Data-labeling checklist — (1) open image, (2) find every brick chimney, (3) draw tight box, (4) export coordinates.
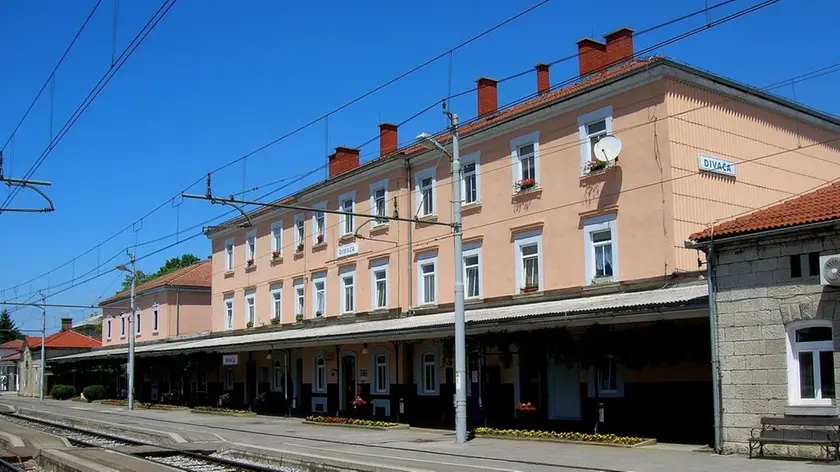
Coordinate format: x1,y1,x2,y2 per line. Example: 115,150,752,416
476,77,498,117
605,27,634,67
379,123,398,157
61,318,72,332
576,38,607,76
535,63,550,94
328,147,360,177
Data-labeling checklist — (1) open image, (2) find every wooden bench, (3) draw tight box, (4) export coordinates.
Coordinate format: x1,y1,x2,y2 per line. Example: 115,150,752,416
749,416,840,460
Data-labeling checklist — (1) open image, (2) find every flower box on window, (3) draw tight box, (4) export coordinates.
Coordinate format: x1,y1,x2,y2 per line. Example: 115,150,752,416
246,321,254,329
272,250,281,259
315,310,323,317
296,243,304,253
295,313,304,323
521,284,539,294
270,317,280,325
246,259,255,267
517,178,536,191
585,160,609,173
317,234,324,244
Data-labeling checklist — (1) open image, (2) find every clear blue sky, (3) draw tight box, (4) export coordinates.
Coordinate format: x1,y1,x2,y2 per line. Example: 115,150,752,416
0,0,837,333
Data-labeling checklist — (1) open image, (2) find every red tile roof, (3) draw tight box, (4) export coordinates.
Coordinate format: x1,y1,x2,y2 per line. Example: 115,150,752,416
99,259,211,306
690,182,840,242
1,353,20,362
29,329,101,349
0,340,23,350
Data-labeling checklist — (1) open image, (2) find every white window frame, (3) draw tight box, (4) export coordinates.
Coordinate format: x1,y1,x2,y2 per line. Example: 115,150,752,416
372,348,390,394
135,311,141,336
369,179,389,226
587,357,625,398
312,201,327,244
270,284,283,321
338,190,356,236
414,167,436,217
460,152,481,205
152,302,159,333
312,272,326,318
786,320,836,407
510,131,540,190
245,290,256,326
370,259,388,310
513,229,544,292
463,242,483,299
224,367,234,391
271,361,283,392
120,315,126,338
583,214,619,284
416,252,438,306
224,238,235,271
106,319,112,340
340,266,355,314
416,346,440,396
313,353,327,394
245,229,257,263
294,214,305,250
224,294,234,330
577,106,614,174
270,221,283,257
294,279,305,317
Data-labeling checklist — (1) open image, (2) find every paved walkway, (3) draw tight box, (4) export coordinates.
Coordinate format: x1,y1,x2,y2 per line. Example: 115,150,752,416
0,396,836,472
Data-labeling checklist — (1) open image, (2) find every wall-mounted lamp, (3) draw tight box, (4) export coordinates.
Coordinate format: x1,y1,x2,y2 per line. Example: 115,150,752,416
362,343,368,355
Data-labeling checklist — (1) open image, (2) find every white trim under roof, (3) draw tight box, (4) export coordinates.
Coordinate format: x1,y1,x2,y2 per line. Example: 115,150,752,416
54,285,706,362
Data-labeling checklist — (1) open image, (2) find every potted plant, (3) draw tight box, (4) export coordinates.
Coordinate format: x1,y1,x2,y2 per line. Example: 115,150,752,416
270,317,280,325
295,313,304,322
296,243,304,253
317,234,324,244
246,259,255,267
246,321,254,329
585,159,608,173
517,178,536,191
272,250,281,259
521,283,539,293
516,401,538,430
315,310,323,317
352,395,372,419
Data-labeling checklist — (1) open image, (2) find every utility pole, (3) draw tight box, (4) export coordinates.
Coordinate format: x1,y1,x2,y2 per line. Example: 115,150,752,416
116,252,137,410
39,292,46,401
417,105,466,443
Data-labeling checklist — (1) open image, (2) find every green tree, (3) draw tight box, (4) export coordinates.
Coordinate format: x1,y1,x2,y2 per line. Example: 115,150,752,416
116,254,200,294
0,310,22,343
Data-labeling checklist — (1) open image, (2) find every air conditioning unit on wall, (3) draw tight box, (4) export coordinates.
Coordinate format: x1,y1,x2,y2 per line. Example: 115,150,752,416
820,255,840,287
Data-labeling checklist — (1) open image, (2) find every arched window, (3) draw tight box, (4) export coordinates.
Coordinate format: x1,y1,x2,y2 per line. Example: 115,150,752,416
787,321,836,406
313,354,327,394
372,351,389,394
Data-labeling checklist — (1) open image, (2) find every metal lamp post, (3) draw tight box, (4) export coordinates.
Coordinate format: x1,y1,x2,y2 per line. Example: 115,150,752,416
417,107,466,444
116,254,137,410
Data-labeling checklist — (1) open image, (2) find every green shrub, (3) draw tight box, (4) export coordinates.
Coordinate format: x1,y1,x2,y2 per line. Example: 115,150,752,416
81,385,105,402
50,385,76,400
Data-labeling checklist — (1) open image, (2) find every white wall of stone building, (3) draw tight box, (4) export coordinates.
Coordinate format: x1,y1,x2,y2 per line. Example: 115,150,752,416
713,229,840,454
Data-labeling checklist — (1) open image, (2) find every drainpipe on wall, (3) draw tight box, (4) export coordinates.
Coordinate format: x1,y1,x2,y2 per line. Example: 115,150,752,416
706,243,723,453
405,155,413,312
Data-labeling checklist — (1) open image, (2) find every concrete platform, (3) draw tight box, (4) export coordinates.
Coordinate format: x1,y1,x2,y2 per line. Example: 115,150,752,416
0,416,70,461
40,448,181,472
2,396,838,472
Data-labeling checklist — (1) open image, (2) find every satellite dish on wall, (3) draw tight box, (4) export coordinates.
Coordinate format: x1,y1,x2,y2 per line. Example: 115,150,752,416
593,135,622,163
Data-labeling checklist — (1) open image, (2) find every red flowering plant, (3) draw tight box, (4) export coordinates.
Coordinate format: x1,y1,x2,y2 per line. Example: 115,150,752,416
317,234,325,244
272,250,281,259
352,396,368,409
246,259,255,267
516,402,537,412
517,178,536,191
585,159,608,173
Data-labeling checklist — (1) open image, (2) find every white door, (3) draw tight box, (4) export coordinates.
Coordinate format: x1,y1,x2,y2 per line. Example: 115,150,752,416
547,361,581,420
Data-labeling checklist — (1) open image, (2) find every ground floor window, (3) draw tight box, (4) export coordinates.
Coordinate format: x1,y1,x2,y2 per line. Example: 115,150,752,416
788,321,836,406
272,361,283,392
224,367,234,391
313,354,327,393
416,347,439,396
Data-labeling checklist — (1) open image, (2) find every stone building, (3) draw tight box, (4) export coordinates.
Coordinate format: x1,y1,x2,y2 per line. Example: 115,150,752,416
687,182,840,454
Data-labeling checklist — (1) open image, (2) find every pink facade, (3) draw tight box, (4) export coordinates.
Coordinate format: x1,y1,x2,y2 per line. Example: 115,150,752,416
101,290,212,346
208,49,840,333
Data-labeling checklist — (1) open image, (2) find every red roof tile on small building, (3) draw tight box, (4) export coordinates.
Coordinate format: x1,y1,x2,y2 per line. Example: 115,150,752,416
1,353,21,362
29,329,101,349
0,340,23,350
690,182,840,242
99,259,211,306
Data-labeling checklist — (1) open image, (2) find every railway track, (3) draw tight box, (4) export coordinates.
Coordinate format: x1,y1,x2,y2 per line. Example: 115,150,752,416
0,414,286,472
0,458,23,472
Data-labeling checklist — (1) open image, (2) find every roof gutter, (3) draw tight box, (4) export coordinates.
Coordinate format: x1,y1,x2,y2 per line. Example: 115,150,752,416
684,219,840,250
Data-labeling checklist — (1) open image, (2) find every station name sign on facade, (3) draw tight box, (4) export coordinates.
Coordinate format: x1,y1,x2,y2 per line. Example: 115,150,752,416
222,354,239,366
337,242,359,259
698,154,736,177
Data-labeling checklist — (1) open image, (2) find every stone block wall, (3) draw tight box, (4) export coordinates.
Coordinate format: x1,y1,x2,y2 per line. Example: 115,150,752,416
714,230,840,454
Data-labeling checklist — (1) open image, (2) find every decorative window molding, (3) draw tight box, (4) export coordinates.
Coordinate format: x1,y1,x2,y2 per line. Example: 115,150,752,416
370,258,388,310
372,347,390,395
294,213,305,250
786,319,836,407
224,367,234,391
587,357,625,398
271,361,284,392
224,294,234,330
461,152,481,205
463,242,482,299
414,167,437,218
416,345,440,396
369,179,389,226
577,106,614,175
270,283,283,321
312,201,327,244
224,238,235,271
270,221,283,257
510,131,540,191
513,229,543,293
582,213,619,285
106,319,112,340
339,266,356,314
338,191,356,236
152,302,159,333
294,279,305,318
245,230,257,264
244,290,256,326
416,251,438,305
313,352,327,394
312,272,326,318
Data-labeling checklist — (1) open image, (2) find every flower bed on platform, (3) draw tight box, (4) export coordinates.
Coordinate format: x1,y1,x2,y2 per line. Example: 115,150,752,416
100,399,183,410
191,406,255,417
304,416,405,429
473,427,653,447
